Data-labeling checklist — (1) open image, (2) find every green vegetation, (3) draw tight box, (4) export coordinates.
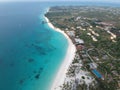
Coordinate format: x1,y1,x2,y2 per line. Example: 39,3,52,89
45,6,120,90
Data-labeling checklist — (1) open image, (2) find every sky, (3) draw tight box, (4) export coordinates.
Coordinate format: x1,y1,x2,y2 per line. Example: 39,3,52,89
0,0,120,2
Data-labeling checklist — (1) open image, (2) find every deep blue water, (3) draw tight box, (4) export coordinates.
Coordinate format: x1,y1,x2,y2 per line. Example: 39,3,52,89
0,1,120,90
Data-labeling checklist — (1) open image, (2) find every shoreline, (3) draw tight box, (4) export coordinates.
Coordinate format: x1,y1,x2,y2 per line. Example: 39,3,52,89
44,13,76,90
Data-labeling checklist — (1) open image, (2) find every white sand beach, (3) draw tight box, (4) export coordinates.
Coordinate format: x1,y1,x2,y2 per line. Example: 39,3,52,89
44,14,76,90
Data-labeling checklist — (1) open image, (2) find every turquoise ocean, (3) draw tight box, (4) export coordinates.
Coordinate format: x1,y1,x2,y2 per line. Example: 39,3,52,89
0,1,120,90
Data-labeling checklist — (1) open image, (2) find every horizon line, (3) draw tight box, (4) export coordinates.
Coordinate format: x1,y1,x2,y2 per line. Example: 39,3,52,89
0,0,120,3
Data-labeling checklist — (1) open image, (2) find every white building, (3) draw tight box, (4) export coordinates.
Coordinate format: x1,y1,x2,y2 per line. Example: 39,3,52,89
67,31,75,37
75,38,84,44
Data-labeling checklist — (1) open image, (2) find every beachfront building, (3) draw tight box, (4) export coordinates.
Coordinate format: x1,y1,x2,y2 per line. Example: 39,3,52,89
66,31,75,37
76,44,85,51
75,38,84,45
